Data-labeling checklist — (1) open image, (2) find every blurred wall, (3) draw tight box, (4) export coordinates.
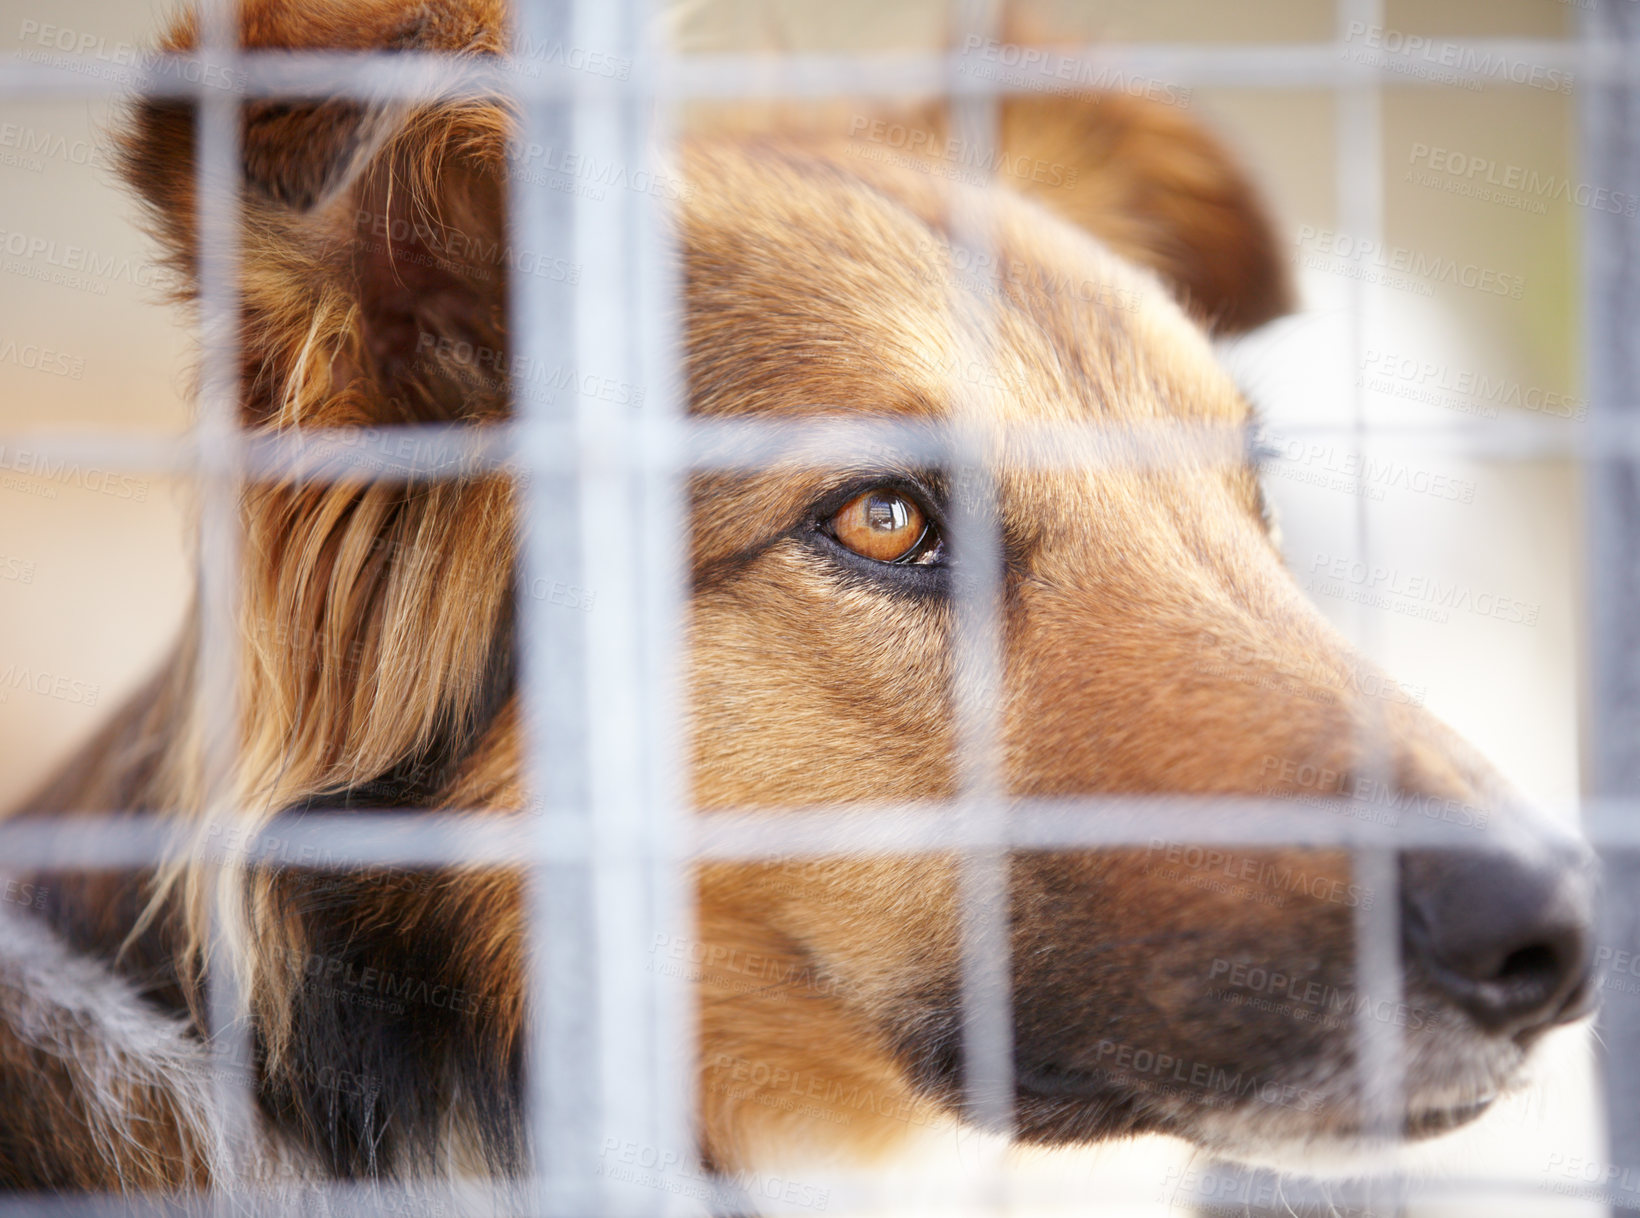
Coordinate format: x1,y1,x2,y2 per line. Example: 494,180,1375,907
0,0,195,803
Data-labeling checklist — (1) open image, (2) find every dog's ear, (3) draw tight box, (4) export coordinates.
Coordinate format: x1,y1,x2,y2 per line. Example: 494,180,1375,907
109,3,521,839
117,0,516,427
997,91,1293,334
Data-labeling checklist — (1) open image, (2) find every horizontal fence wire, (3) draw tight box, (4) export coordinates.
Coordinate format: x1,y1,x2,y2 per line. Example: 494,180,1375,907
0,796,1630,870
1,1171,1638,1218
0,39,1624,101
0,416,1624,484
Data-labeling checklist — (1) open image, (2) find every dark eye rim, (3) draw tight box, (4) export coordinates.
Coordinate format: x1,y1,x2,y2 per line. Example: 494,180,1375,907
804,475,951,594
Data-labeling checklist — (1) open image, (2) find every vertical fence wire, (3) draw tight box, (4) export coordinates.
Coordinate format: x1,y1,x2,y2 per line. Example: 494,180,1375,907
944,6,1016,1212
627,6,697,1211
509,0,602,1212
567,0,689,1211
1582,3,1640,1215
190,0,260,1200
1332,5,1409,1216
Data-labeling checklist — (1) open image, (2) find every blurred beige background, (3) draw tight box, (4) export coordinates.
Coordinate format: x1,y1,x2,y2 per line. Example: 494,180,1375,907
0,0,1597,1214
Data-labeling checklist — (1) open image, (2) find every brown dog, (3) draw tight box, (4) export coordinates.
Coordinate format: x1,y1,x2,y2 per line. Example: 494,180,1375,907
0,0,1594,1202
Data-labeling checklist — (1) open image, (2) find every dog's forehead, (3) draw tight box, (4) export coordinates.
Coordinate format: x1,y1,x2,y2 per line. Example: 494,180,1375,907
679,137,1249,429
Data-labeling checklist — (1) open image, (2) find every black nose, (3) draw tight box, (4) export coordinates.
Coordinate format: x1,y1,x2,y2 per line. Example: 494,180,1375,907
1401,838,1596,1039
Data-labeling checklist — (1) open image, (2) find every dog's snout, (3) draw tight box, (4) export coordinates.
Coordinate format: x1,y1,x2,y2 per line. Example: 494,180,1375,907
1401,839,1596,1040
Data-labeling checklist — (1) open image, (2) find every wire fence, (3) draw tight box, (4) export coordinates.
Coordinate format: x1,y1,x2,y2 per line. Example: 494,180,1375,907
0,0,1633,1214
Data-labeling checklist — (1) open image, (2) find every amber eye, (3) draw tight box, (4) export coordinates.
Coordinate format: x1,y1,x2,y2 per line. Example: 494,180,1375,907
830,488,932,563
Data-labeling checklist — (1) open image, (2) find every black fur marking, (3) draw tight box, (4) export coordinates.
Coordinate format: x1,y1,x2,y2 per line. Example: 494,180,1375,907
253,868,525,1178
255,591,521,1177
30,869,192,1019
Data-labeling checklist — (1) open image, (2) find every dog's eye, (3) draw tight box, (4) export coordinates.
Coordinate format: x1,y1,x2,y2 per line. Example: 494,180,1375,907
830,489,936,563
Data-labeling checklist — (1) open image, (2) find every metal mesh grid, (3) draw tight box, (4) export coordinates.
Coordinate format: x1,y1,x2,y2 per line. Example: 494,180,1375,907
0,0,1631,1214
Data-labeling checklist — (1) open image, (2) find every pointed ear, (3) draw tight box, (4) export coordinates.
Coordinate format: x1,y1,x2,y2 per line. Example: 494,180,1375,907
116,0,518,427
995,90,1294,335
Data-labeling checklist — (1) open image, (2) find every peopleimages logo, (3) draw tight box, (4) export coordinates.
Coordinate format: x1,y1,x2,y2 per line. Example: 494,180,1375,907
0,555,36,585
1360,349,1587,421
1145,838,1374,909
1306,552,1540,627
15,19,141,66
1544,1152,1640,1204
0,665,100,707
0,444,147,501
0,340,84,380
1294,226,1524,299
1408,143,1638,218
353,208,581,285
1341,22,1574,94
1261,754,1492,829
1263,430,1477,504
1206,958,1445,1032
1194,629,1428,708
0,227,175,294
501,140,693,202
957,36,1193,110
414,332,644,409
1090,1039,1325,1113
0,122,113,173
512,34,631,80
1595,943,1640,997
707,1051,932,1133
847,115,1078,188
15,19,245,91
